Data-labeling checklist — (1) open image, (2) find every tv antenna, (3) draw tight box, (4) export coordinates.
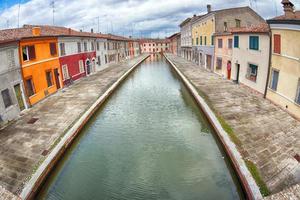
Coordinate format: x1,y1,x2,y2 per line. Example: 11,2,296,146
50,0,55,25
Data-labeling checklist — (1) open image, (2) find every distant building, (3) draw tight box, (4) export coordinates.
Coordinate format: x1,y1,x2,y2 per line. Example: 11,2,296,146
0,41,27,126
231,24,270,95
95,38,108,71
168,33,181,56
139,39,170,54
192,5,265,70
266,0,300,119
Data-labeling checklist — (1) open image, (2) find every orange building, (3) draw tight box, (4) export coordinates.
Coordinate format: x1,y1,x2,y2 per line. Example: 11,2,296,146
20,28,61,105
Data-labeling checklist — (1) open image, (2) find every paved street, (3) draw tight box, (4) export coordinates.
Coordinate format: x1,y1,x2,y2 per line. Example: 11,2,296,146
165,54,300,195
0,54,148,197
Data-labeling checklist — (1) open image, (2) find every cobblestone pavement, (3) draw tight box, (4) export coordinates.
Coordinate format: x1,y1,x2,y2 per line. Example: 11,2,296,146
265,184,300,200
0,186,19,200
165,54,300,195
0,54,148,197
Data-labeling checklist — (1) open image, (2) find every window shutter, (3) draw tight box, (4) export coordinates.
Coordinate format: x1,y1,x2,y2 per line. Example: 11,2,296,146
50,43,57,55
28,45,36,60
274,34,281,54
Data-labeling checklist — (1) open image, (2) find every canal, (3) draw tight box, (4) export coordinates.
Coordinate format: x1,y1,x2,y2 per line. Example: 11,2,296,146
37,55,243,200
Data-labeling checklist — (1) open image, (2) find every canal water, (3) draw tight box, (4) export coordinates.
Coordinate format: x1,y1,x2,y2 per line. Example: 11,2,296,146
37,55,243,200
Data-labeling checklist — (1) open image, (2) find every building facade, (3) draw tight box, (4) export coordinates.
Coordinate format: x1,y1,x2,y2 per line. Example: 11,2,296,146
266,0,300,118
95,38,108,70
231,24,270,95
58,36,97,86
139,39,170,53
168,33,181,55
0,42,27,126
192,5,265,70
214,32,233,78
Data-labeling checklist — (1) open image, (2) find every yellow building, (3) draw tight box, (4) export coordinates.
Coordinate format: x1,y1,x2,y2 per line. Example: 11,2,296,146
191,5,265,70
266,0,300,119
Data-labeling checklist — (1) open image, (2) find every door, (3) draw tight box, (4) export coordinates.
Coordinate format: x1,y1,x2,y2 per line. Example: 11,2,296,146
235,64,240,83
86,60,91,75
14,84,25,111
206,55,212,70
54,68,61,89
227,61,232,80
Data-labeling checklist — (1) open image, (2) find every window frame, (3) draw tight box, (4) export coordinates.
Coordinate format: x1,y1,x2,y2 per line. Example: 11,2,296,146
249,36,259,51
1,89,13,109
269,69,280,91
25,77,35,97
273,34,281,54
246,63,258,82
228,38,233,49
218,39,223,48
45,70,53,88
60,43,66,56
49,42,57,56
234,36,239,48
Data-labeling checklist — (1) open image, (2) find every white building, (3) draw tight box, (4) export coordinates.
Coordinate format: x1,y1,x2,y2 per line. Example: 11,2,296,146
95,38,108,71
0,42,27,127
231,24,270,95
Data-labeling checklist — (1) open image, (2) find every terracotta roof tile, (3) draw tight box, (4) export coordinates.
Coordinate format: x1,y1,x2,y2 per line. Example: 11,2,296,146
0,24,129,44
270,11,300,20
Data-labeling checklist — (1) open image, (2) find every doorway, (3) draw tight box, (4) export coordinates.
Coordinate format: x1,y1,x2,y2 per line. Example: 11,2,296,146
227,61,232,80
14,84,25,111
86,60,91,75
206,55,212,70
235,63,240,83
54,68,61,89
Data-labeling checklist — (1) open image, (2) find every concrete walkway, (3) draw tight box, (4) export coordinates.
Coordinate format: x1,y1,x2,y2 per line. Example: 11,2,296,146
165,54,300,196
0,54,148,198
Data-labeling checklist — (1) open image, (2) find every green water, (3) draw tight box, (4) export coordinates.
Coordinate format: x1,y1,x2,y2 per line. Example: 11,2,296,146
37,55,243,200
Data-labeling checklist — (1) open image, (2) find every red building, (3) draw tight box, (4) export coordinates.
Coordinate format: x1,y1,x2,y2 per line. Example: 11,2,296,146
168,33,181,55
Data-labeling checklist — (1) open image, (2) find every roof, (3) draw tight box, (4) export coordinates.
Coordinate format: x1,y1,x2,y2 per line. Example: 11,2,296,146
179,17,191,27
269,11,300,21
230,23,270,34
168,32,180,39
193,6,264,24
0,24,130,44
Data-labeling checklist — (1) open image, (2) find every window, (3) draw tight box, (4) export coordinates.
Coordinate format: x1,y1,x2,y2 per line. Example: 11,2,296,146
104,42,106,50
216,57,222,70
1,89,12,108
22,45,35,61
77,42,81,53
269,69,279,91
60,43,66,56
234,36,239,48
196,37,199,45
211,36,214,45
247,64,258,82
225,39,232,49
200,36,202,45
49,43,57,56
62,65,70,80
105,55,107,64
97,56,101,66
274,34,281,54
96,42,100,51
91,42,95,51
218,39,223,48
25,78,35,97
84,42,87,52
296,79,300,104
235,19,241,28
249,36,259,50
204,36,207,45
45,70,53,87
192,38,194,45
79,60,84,73
224,22,228,32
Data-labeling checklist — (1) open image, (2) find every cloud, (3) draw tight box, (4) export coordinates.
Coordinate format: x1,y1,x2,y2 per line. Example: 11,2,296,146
0,0,299,38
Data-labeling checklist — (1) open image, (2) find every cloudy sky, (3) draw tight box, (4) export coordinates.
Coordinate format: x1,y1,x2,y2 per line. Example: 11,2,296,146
0,0,299,38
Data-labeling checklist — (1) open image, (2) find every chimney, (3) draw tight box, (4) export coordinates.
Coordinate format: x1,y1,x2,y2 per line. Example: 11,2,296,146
91,28,94,33
207,4,212,13
32,27,41,36
281,0,295,18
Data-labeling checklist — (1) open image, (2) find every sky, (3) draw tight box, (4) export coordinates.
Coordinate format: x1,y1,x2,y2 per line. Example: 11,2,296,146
0,0,299,38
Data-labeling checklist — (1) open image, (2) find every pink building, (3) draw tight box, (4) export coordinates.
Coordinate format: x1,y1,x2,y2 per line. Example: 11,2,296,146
139,39,170,53
214,33,233,79
168,33,181,55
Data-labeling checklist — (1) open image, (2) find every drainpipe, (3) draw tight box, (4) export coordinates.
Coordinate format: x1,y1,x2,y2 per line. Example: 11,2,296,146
264,26,272,99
